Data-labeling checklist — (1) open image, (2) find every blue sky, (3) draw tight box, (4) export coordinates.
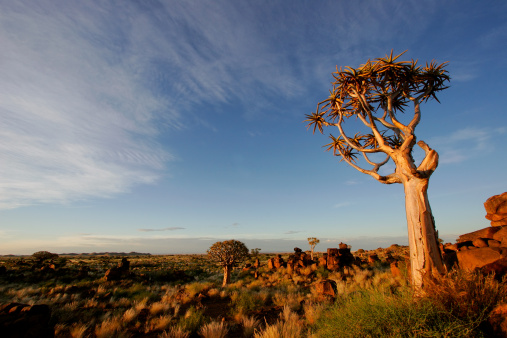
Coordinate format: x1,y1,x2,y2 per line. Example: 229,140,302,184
1,1,506,255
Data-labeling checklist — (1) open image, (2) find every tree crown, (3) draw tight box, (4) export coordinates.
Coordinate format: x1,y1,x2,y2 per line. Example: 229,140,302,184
305,50,450,183
207,240,249,267
32,251,59,262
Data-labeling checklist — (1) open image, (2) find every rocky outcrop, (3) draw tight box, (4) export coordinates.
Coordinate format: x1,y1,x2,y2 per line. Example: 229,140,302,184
485,192,507,227
488,303,507,337
0,303,54,337
315,279,337,301
445,224,507,277
104,258,130,281
326,245,355,270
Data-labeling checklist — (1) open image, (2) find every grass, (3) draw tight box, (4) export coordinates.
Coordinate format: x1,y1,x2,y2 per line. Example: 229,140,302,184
0,248,505,337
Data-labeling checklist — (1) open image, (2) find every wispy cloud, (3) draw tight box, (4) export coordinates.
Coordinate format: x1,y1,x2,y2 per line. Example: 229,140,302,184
430,127,506,164
138,227,185,232
0,2,177,209
333,202,351,209
284,230,301,235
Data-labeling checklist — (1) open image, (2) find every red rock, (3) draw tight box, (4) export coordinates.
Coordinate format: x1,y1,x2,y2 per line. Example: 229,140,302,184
457,247,503,270
480,257,507,280
472,238,488,248
493,226,507,242
485,192,507,226
488,239,502,248
488,303,507,337
315,280,337,299
458,227,500,243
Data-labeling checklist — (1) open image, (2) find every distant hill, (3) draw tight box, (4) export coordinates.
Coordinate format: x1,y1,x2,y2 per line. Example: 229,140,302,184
60,252,151,256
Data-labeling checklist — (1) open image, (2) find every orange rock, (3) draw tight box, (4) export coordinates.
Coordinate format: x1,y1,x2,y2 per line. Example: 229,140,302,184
493,226,507,242
456,247,503,270
458,227,500,243
472,238,488,248
488,303,507,336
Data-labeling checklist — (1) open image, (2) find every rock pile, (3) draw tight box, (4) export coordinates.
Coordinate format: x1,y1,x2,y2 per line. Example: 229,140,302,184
485,192,507,227
439,193,507,279
104,258,130,281
326,244,355,270
443,225,507,278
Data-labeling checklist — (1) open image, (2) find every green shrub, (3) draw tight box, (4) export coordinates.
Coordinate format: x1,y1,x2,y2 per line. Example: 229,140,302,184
314,287,484,337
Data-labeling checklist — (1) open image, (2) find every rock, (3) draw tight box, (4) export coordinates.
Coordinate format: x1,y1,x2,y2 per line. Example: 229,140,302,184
273,255,284,269
458,227,500,243
488,303,507,337
0,303,53,338
473,238,488,248
315,280,337,300
488,239,502,248
444,243,458,252
0,266,6,275
493,226,507,242
456,247,503,270
253,258,260,269
267,258,275,269
338,242,348,250
318,256,327,267
442,250,458,271
368,254,379,264
479,257,507,281
485,192,507,227
390,262,402,278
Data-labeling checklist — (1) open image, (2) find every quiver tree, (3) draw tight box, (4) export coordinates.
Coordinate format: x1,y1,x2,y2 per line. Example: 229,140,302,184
207,240,249,286
305,51,450,290
32,251,59,264
307,237,320,260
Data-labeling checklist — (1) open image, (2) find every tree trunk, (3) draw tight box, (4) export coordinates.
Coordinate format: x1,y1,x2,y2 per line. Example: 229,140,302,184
403,176,445,290
222,265,232,287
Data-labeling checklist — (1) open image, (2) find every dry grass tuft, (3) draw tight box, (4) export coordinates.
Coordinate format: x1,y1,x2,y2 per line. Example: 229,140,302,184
159,326,190,338
198,321,229,338
423,270,507,321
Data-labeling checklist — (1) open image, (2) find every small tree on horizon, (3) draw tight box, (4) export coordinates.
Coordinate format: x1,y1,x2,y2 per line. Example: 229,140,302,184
32,251,59,263
207,240,249,287
307,237,320,260
305,51,450,290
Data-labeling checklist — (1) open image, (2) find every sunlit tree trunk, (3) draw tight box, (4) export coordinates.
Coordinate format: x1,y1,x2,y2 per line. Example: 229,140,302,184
222,265,232,287
401,174,445,290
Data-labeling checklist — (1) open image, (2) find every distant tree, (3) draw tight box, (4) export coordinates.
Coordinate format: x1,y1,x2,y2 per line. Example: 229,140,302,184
32,251,59,263
307,237,320,260
305,51,450,290
250,248,261,256
207,240,249,287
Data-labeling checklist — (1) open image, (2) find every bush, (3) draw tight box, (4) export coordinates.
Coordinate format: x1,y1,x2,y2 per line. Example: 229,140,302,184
32,251,59,262
314,287,484,337
422,270,507,330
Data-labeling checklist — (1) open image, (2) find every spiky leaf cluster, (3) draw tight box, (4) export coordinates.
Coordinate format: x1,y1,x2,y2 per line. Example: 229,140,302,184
207,240,249,267
305,51,449,178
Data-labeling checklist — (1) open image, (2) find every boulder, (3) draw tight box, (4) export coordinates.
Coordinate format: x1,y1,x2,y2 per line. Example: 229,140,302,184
480,257,507,281
273,255,284,269
267,258,275,269
368,254,380,264
457,227,500,243
0,303,53,338
493,226,507,242
488,303,507,337
456,247,503,270
472,238,488,248
390,262,402,278
485,192,507,226
315,280,337,300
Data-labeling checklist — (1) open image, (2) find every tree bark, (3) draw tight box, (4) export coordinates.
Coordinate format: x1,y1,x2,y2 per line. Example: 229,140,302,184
222,265,232,287
402,175,445,290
